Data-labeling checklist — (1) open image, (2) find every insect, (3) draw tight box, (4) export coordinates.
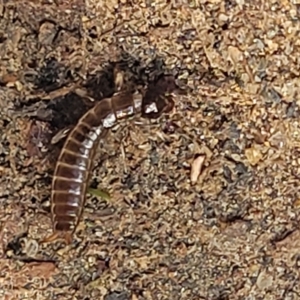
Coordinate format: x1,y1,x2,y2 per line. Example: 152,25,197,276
42,76,176,244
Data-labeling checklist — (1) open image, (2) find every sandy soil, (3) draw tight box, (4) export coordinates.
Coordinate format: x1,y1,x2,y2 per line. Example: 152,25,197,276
1,1,300,299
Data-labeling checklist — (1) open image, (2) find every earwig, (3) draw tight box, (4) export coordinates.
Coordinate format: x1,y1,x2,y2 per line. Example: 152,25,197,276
42,75,176,244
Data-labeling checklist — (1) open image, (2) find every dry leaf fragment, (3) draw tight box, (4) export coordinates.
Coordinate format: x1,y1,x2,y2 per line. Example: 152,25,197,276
51,126,73,144
132,294,139,300
20,261,57,279
190,155,206,184
227,45,243,64
256,269,273,290
23,239,39,257
245,146,263,166
0,73,18,85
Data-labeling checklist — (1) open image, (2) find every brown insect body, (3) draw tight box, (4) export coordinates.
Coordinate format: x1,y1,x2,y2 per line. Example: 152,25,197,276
43,90,170,244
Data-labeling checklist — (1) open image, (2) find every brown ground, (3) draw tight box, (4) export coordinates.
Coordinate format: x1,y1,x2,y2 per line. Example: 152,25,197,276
1,1,300,299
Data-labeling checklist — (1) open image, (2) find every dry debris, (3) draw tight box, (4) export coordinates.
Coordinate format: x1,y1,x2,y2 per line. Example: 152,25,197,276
190,155,206,184
1,0,300,299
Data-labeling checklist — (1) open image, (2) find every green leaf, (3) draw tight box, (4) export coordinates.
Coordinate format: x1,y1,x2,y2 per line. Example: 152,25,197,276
87,187,111,201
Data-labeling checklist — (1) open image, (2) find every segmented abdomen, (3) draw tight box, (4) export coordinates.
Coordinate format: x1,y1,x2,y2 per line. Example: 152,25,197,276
51,117,102,232
50,92,142,237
